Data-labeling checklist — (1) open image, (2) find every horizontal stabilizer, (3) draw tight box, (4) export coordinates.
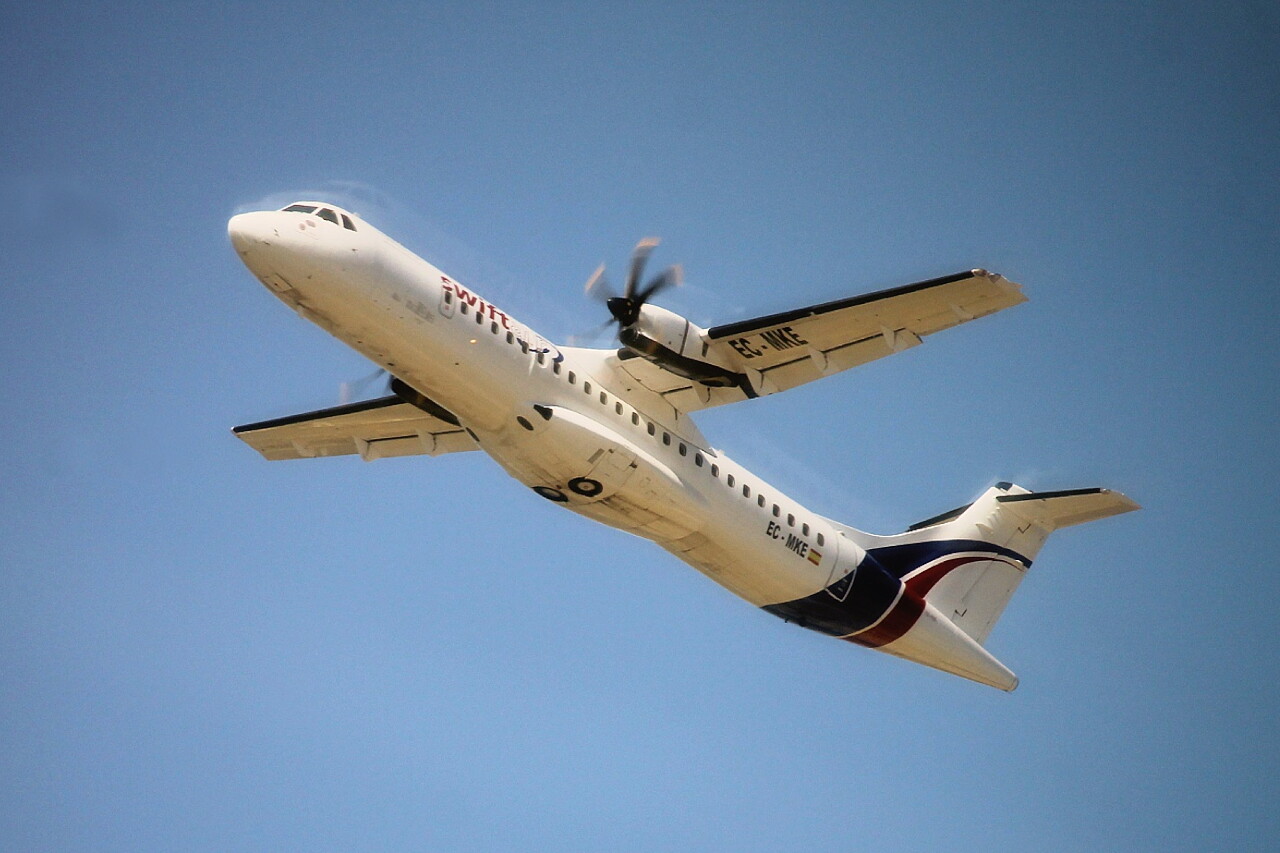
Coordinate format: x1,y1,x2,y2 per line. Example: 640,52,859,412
995,488,1140,531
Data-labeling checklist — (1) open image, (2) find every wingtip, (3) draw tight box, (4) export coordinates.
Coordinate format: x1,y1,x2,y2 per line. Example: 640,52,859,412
980,269,1028,303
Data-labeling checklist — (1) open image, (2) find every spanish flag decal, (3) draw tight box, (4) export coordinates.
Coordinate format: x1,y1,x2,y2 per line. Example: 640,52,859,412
807,548,822,566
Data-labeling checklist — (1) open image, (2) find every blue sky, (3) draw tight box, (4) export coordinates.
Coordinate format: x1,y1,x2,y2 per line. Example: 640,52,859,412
2,2,1277,850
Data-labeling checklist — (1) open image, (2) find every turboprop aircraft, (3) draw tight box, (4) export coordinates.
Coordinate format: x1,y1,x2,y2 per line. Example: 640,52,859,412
229,201,1138,690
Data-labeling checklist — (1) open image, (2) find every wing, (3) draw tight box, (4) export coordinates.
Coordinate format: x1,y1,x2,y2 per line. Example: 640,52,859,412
609,269,1025,413
233,395,479,461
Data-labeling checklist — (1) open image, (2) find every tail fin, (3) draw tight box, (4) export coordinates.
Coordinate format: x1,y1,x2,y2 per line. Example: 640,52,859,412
835,482,1138,689
875,483,1139,645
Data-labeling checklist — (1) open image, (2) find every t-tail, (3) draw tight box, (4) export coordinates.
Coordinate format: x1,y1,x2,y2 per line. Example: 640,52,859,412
769,483,1139,690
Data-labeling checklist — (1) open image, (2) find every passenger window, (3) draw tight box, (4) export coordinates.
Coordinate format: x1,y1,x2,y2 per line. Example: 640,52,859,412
757,495,765,508
553,362,562,375
802,523,810,536
491,322,499,334
615,402,623,415
475,311,484,324
317,208,340,225
506,331,514,344
631,413,639,425
678,443,687,456
646,423,655,436
726,474,735,487
444,291,454,304
600,392,608,405
662,432,671,446
568,371,576,384
817,533,825,546
460,302,468,315
787,514,795,527
694,453,703,466
341,214,357,231
537,351,546,365
711,465,719,477
743,484,750,498
772,504,780,517
583,381,592,394
520,340,529,353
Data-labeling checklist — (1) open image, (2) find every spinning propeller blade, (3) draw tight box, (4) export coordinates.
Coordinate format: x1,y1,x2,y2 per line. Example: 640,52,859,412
338,367,388,403
587,238,681,332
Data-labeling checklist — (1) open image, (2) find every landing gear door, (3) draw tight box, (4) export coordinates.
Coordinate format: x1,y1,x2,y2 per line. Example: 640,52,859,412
586,446,638,492
563,446,640,501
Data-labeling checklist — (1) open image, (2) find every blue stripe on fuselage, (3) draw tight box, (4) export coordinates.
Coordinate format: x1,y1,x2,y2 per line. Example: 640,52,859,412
761,540,1031,638
761,552,901,637
867,539,1031,578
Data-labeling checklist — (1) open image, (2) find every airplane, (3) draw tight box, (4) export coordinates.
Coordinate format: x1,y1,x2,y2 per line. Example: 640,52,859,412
228,201,1138,691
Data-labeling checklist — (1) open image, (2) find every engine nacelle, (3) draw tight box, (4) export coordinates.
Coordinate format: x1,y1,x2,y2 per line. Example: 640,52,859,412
619,304,742,388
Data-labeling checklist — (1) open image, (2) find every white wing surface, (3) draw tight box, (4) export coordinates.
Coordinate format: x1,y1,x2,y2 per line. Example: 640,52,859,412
233,395,478,461
609,269,1025,413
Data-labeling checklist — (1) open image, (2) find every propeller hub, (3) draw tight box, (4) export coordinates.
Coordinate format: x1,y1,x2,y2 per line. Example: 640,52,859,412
606,296,639,327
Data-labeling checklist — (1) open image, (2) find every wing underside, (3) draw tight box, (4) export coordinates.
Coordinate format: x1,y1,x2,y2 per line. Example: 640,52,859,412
609,269,1025,413
233,395,478,461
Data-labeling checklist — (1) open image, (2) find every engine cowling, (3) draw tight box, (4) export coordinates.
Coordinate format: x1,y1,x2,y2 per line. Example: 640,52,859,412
618,304,742,387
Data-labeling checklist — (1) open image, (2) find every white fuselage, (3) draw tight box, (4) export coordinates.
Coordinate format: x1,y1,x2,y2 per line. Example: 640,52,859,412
228,207,863,608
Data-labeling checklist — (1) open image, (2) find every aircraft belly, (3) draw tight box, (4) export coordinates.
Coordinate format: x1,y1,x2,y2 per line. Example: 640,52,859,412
650,545,815,605
488,401,847,603
488,404,706,541
628,476,843,605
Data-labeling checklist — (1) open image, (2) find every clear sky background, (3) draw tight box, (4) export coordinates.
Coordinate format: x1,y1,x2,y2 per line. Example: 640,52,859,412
2,2,1276,850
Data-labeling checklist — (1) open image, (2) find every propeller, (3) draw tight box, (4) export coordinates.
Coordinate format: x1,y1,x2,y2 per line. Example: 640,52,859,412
338,366,388,404
582,237,682,334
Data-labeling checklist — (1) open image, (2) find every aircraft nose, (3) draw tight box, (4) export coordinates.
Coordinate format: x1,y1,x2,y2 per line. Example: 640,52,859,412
227,212,270,253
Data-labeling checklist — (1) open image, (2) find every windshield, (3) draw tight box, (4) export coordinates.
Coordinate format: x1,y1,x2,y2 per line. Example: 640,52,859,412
279,203,357,231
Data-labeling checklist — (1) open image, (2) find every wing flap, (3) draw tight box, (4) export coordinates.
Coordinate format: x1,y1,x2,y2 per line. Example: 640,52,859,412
233,395,478,461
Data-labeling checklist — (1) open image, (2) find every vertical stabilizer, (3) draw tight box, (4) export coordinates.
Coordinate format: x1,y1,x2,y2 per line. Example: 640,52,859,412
772,482,1137,689
866,483,1139,646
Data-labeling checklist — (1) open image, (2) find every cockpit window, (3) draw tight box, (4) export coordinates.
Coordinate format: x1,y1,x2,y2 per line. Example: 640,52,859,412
280,203,356,231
